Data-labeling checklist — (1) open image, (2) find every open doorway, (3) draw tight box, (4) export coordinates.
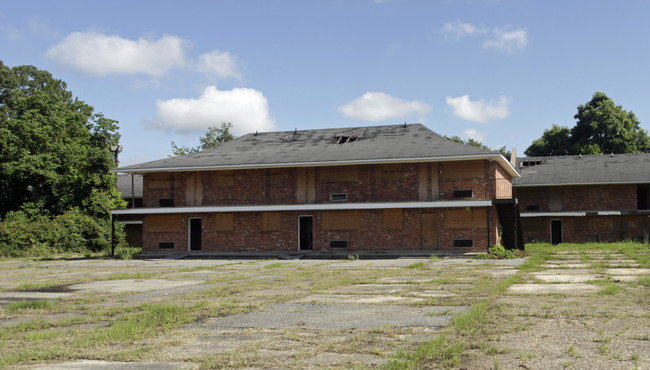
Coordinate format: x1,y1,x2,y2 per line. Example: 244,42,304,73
189,217,202,251
298,216,313,250
550,219,562,245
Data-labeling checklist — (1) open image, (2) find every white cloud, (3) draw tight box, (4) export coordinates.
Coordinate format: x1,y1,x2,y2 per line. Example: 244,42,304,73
441,20,487,39
197,49,242,81
338,92,431,122
46,32,188,76
446,95,511,123
463,128,487,143
152,86,276,135
482,28,528,53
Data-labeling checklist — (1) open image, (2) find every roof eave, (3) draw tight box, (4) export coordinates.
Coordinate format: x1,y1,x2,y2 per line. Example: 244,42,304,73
114,153,520,178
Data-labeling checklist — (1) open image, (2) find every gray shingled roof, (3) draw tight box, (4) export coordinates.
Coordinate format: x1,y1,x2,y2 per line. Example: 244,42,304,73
116,123,516,176
513,153,650,186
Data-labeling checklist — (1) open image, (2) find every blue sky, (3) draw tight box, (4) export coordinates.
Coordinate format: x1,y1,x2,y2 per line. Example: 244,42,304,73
2,0,650,166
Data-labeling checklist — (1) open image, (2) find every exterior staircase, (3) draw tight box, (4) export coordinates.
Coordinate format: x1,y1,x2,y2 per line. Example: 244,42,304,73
494,199,524,250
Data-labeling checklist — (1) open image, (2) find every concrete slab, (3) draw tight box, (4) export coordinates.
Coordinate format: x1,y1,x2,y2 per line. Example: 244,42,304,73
413,290,456,298
297,294,424,304
375,276,439,283
323,259,427,269
329,284,407,294
205,303,466,330
68,279,203,293
533,273,603,283
604,268,650,275
541,263,590,269
508,283,600,294
610,275,640,282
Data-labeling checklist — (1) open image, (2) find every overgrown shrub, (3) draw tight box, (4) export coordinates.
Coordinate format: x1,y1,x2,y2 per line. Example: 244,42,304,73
0,209,125,257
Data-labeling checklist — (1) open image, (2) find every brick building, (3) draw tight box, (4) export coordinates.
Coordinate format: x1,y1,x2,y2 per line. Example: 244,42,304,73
112,124,520,255
514,154,650,244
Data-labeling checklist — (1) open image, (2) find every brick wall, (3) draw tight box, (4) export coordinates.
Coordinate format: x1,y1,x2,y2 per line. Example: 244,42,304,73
142,160,511,208
521,215,650,243
517,184,638,212
142,207,498,252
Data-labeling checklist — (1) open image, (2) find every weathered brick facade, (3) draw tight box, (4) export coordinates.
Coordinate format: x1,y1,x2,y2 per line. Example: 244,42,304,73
138,160,509,253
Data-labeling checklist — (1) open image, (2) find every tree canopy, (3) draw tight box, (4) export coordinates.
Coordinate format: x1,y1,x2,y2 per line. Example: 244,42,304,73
525,92,650,156
445,135,511,160
170,122,235,156
0,61,124,219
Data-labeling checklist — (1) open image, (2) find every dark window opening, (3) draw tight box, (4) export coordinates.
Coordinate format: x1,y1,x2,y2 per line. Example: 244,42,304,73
453,239,473,247
551,220,562,245
526,205,541,211
335,136,358,144
330,240,348,249
453,190,473,199
637,184,649,210
330,193,348,202
522,160,542,167
159,242,174,249
159,198,174,207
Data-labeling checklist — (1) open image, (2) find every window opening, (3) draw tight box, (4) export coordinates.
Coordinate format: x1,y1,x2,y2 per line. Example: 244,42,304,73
330,240,348,249
330,193,348,202
453,239,473,247
453,190,473,199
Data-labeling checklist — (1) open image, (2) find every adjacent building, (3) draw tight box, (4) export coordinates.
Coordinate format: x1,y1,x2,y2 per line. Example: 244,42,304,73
514,154,650,244
112,124,521,255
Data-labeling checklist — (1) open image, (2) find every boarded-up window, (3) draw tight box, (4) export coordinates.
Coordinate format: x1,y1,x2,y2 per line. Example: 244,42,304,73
215,213,234,231
471,208,487,228
549,187,563,211
442,161,484,179
381,164,404,182
185,172,203,206
320,166,358,183
263,212,282,231
322,211,361,230
148,173,171,189
444,209,473,229
216,171,235,186
383,209,403,230
573,218,590,232
265,169,283,185
521,218,546,231
146,215,182,232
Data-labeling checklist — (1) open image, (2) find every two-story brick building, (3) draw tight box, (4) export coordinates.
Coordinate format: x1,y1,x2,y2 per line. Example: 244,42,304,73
514,154,650,244
112,124,520,255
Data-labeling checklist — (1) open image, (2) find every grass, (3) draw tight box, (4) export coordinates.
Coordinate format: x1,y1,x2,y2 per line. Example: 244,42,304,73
5,300,56,313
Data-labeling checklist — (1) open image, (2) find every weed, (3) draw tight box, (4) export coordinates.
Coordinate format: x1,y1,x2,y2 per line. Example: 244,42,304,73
346,254,359,261
596,282,620,295
6,300,56,313
632,353,640,361
406,262,426,269
429,255,439,262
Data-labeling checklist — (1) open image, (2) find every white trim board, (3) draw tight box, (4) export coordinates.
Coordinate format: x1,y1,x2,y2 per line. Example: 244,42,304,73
112,200,493,215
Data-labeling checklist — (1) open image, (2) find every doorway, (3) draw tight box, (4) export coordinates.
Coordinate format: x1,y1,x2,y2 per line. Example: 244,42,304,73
420,213,438,249
550,219,562,245
189,218,202,251
298,216,313,250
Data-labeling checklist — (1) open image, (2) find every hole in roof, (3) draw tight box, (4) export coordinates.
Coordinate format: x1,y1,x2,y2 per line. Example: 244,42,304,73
335,136,358,144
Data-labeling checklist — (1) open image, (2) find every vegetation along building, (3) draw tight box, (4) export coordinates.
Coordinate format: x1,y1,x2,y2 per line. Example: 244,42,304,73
514,154,650,244
112,124,522,255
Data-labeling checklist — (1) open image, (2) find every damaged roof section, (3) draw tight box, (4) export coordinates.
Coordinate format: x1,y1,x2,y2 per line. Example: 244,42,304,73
514,153,650,186
116,123,515,175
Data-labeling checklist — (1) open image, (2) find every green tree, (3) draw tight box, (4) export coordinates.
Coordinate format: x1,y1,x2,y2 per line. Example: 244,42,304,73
0,61,123,217
525,92,650,156
445,135,512,160
0,61,125,254
171,122,235,156
524,124,573,157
